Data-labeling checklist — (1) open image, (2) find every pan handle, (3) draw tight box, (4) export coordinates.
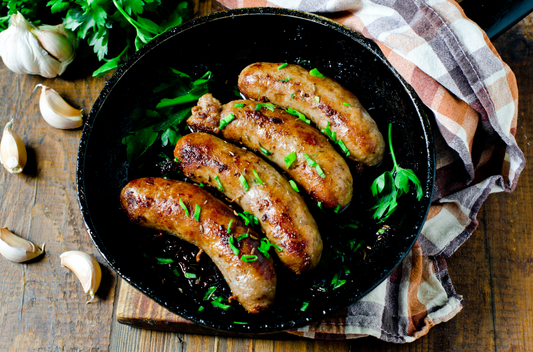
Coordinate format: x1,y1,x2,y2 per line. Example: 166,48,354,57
460,0,533,39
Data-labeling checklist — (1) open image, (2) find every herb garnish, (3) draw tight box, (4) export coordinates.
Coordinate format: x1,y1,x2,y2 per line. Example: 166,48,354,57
239,174,249,191
284,151,297,168
289,180,299,193
309,68,326,79
241,255,258,262
179,198,189,217
277,63,288,69
228,236,239,256
194,204,201,221
156,257,174,264
214,175,224,192
219,113,235,129
252,170,264,185
260,146,271,156
121,69,213,163
286,107,311,124
370,123,423,222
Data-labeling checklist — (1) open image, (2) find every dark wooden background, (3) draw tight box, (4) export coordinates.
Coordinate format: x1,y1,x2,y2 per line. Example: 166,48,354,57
0,1,531,350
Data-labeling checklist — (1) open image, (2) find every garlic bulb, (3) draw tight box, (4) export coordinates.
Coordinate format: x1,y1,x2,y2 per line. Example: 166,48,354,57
35,84,83,129
60,251,102,303
0,12,77,78
0,119,27,173
0,227,45,263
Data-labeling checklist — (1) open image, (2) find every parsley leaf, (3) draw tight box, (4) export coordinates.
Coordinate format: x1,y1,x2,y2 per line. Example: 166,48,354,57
370,123,423,222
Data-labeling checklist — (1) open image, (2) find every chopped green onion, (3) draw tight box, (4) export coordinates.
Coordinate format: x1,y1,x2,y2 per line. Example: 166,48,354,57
234,103,245,107
337,139,351,156
260,146,271,156
204,286,217,300
284,151,297,169
237,233,249,241
198,306,204,312
228,236,239,256
350,239,365,252
334,279,346,290
174,157,180,163
279,77,291,82
320,121,337,142
172,268,181,277
289,180,299,192
234,321,248,324
315,96,320,103
185,272,197,279
241,255,258,262
199,183,204,188
286,107,311,124
255,103,262,111
211,299,231,311
310,68,326,79
262,103,276,111
156,257,174,264
316,164,326,178
334,205,341,213
239,175,249,191
219,113,235,129
317,202,323,209
179,198,190,217
253,170,264,185
227,219,233,234
304,154,317,167
343,265,351,274
343,102,351,107
278,63,288,69
257,238,272,259
300,302,309,311
238,213,250,226
214,175,224,192
194,204,201,221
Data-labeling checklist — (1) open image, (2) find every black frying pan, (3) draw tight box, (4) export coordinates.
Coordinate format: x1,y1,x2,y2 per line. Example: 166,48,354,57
77,8,435,334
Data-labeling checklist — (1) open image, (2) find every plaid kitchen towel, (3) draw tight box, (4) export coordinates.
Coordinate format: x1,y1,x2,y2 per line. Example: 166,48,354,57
218,0,525,343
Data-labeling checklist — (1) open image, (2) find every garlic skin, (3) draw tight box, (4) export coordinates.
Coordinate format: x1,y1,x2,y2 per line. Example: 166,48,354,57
0,119,27,173
0,228,45,263
60,251,102,302
0,12,77,78
35,84,83,129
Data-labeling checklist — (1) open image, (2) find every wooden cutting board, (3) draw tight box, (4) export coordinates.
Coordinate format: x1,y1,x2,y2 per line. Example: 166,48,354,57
116,279,296,338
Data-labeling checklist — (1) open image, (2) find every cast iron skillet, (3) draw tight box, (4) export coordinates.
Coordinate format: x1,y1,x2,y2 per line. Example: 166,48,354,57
77,8,435,334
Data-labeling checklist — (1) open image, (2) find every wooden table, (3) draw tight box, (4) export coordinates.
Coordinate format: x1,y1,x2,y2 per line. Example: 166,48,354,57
1,1,532,351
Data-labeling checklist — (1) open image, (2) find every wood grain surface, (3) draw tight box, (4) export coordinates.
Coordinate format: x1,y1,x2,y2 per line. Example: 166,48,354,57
0,1,532,351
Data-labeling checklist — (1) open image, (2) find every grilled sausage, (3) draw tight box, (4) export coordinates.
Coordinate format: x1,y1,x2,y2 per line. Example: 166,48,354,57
238,62,385,167
187,94,353,210
174,133,322,274
120,177,276,314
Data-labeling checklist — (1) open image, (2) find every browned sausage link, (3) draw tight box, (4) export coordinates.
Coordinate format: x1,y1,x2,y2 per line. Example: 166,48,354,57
187,94,353,210
238,62,385,167
174,133,322,274
120,177,276,314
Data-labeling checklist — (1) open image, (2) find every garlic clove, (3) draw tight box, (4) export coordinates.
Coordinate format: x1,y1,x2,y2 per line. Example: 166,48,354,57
0,119,27,174
0,12,68,78
35,84,83,129
60,251,102,303
0,228,45,263
31,24,77,65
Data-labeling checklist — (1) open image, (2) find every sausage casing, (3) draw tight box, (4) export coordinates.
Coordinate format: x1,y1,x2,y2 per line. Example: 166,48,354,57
120,177,276,314
238,62,385,167
174,132,322,274
187,93,353,209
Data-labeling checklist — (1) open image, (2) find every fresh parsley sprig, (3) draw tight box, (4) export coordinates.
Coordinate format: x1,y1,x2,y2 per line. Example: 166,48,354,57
121,68,213,163
369,123,423,222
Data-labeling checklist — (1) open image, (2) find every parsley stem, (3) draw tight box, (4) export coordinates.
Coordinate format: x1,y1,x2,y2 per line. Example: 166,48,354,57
388,123,398,169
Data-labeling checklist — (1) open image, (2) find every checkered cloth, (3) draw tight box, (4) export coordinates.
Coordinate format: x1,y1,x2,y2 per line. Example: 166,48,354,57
218,0,525,343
